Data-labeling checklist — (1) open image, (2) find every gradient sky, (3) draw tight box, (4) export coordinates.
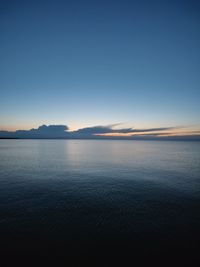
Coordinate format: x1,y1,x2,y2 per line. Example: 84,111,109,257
0,0,200,132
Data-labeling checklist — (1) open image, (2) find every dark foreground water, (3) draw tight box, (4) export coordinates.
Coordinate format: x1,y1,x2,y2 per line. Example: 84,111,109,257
0,140,200,265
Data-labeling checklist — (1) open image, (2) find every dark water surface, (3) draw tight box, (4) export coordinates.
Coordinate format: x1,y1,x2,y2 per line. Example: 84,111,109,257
0,140,200,265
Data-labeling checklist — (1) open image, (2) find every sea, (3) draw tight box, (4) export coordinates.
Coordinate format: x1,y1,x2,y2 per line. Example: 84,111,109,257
0,140,199,265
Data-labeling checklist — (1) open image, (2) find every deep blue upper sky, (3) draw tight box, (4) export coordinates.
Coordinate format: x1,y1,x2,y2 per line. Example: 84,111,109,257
0,0,199,131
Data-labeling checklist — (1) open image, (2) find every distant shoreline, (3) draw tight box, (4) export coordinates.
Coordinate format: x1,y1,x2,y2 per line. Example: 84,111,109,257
0,138,200,141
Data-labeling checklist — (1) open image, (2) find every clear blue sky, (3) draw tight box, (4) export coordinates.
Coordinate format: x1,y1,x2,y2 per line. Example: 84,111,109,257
0,0,199,131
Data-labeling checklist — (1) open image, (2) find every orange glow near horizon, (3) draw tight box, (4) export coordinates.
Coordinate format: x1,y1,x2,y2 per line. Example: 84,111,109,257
96,129,200,137
0,125,31,132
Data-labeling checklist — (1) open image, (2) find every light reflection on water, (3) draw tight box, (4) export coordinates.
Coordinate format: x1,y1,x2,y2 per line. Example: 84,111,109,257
0,140,199,193
0,140,199,260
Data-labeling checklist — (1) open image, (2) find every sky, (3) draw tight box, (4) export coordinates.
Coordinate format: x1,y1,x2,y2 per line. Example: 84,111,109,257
0,0,200,137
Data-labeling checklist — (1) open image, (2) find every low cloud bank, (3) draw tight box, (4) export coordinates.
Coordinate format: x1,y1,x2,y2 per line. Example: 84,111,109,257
0,124,199,141
0,125,69,138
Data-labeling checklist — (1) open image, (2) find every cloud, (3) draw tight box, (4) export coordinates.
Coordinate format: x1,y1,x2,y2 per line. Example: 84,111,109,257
0,125,69,139
72,125,134,135
130,127,176,133
36,125,69,132
71,125,176,136
0,124,199,141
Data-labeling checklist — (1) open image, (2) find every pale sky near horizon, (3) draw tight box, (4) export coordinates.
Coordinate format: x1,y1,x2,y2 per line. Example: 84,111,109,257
0,0,200,133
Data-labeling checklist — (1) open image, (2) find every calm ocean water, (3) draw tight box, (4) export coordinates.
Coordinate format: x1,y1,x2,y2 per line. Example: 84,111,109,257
0,140,200,264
